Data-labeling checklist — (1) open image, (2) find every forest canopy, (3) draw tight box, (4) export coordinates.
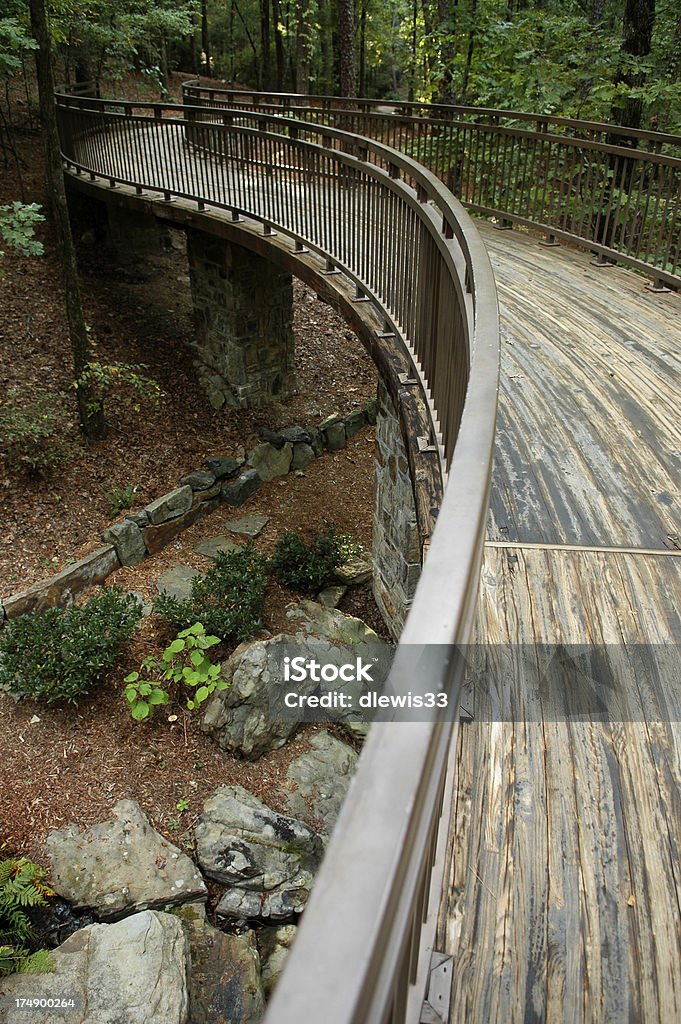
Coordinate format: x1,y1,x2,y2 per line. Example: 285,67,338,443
3,1,680,131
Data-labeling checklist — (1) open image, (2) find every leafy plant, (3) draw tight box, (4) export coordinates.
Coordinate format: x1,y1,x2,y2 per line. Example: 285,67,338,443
270,525,343,593
0,857,54,977
106,484,137,518
154,543,268,642
74,358,165,418
124,622,227,720
0,202,43,261
0,389,76,477
0,588,142,704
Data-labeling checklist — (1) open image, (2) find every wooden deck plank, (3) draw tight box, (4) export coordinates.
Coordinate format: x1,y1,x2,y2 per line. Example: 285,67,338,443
439,542,681,1023
480,224,681,549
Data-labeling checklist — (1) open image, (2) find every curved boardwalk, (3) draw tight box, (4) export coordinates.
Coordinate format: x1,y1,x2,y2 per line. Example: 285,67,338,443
439,223,681,1023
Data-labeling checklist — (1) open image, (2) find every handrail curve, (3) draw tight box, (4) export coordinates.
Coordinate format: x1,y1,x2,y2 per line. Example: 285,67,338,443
55,87,499,1023
183,83,681,289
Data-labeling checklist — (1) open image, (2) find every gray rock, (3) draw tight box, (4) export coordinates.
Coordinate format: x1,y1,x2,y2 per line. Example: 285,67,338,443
259,428,286,449
45,800,206,919
224,514,269,538
247,442,292,482
192,482,222,504
317,585,347,608
364,397,379,425
285,599,384,646
126,509,150,528
127,591,153,617
181,471,217,491
335,555,373,586
319,415,346,451
0,911,189,1024
145,486,193,526
172,903,265,1024
222,470,262,506
278,731,358,834
291,443,315,470
259,924,297,997
202,638,317,759
308,427,323,457
194,535,240,559
195,786,323,922
101,519,146,567
205,456,241,480
280,426,312,446
344,409,367,438
157,565,202,602
2,546,120,620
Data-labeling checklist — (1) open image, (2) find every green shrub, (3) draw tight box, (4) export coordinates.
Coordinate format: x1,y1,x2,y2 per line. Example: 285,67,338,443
0,588,142,704
0,389,75,477
106,484,137,518
154,542,268,643
270,526,342,593
124,622,227,720
0,857,54,977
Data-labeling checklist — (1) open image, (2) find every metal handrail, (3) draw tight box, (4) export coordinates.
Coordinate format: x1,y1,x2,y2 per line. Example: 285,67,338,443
55,88,499,1023
183,83,681,289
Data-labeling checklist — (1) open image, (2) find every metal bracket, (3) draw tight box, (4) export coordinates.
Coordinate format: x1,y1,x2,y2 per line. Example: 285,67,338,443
420,952,453,1024
418,436,438,453
398,372,418,386
539,234,560,248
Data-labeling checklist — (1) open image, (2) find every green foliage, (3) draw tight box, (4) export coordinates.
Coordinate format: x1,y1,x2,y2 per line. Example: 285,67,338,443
0,203,44,261
0,588,142,704
106,484,137,518
153,542,268,643
0,389,76,477
124,622,227,720
270,525,343,594
0,858,54,977
74,358,165,417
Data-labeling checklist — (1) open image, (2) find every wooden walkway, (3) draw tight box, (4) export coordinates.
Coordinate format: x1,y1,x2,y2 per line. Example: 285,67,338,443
438,224,681,1023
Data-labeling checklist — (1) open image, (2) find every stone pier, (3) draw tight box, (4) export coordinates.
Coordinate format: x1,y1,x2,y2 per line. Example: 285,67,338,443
186,229,295,409
372,381,422,639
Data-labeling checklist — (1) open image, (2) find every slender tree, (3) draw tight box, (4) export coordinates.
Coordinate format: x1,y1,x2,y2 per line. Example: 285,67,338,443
28,0,104,439
612,0,657,130
337,0,356,96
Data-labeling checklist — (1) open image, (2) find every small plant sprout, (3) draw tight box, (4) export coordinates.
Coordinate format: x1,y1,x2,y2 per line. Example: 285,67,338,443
123,623,228,721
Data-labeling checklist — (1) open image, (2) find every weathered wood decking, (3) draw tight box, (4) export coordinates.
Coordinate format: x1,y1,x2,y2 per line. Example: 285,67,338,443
438,224,681,1022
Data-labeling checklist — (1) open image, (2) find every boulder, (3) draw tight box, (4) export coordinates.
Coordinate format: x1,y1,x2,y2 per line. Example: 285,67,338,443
364,397,379,425
317,585,347,609
145,486,193,525
344,409,367,438
222,470,262,506
247,442,292,482
291,443,315,470
335,555,373,586
181,471,216,491
319,413,346,452
277,730,358,834
2,547,120,620
142,499,220,554
195,786,323,922
201,637,317,759
0,911,189,1024
259,924,297,997
101,520,146,567
45,800,206,919
172,903,265,1024
205,456,242,480
279,426,312,446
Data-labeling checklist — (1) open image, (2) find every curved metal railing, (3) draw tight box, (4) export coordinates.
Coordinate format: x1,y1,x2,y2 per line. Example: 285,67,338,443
183,83,681,290
55,88,499,1023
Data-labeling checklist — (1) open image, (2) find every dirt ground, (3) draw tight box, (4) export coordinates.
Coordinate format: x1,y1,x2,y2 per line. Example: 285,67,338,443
0,72,383,867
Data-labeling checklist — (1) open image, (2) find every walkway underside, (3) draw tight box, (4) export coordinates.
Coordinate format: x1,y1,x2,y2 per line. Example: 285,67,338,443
438,224,681,1022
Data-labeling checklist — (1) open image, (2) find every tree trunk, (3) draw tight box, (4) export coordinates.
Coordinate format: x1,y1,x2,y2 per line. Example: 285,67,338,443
611,0,656,131
358,0,367,97
28,0,105,440
435,0,458,105
201,0,212,77
260,0,272,89
272,0,285,90
336,0,356,97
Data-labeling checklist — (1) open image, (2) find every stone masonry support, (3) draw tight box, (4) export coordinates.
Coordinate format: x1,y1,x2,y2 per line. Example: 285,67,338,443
373,380,422,639
186,229,295,409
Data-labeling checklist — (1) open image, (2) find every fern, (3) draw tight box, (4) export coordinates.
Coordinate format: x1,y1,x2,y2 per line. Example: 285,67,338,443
0,858,54,976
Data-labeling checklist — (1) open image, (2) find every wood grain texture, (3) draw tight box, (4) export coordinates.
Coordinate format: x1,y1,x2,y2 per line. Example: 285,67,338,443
439,226,681,1024
481,223,681,549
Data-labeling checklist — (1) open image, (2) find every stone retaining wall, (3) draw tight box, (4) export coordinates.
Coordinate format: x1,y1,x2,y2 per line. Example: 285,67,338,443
0,404,378,628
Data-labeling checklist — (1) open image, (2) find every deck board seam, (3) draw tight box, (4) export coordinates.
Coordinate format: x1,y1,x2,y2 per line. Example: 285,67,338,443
485,540,681,557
